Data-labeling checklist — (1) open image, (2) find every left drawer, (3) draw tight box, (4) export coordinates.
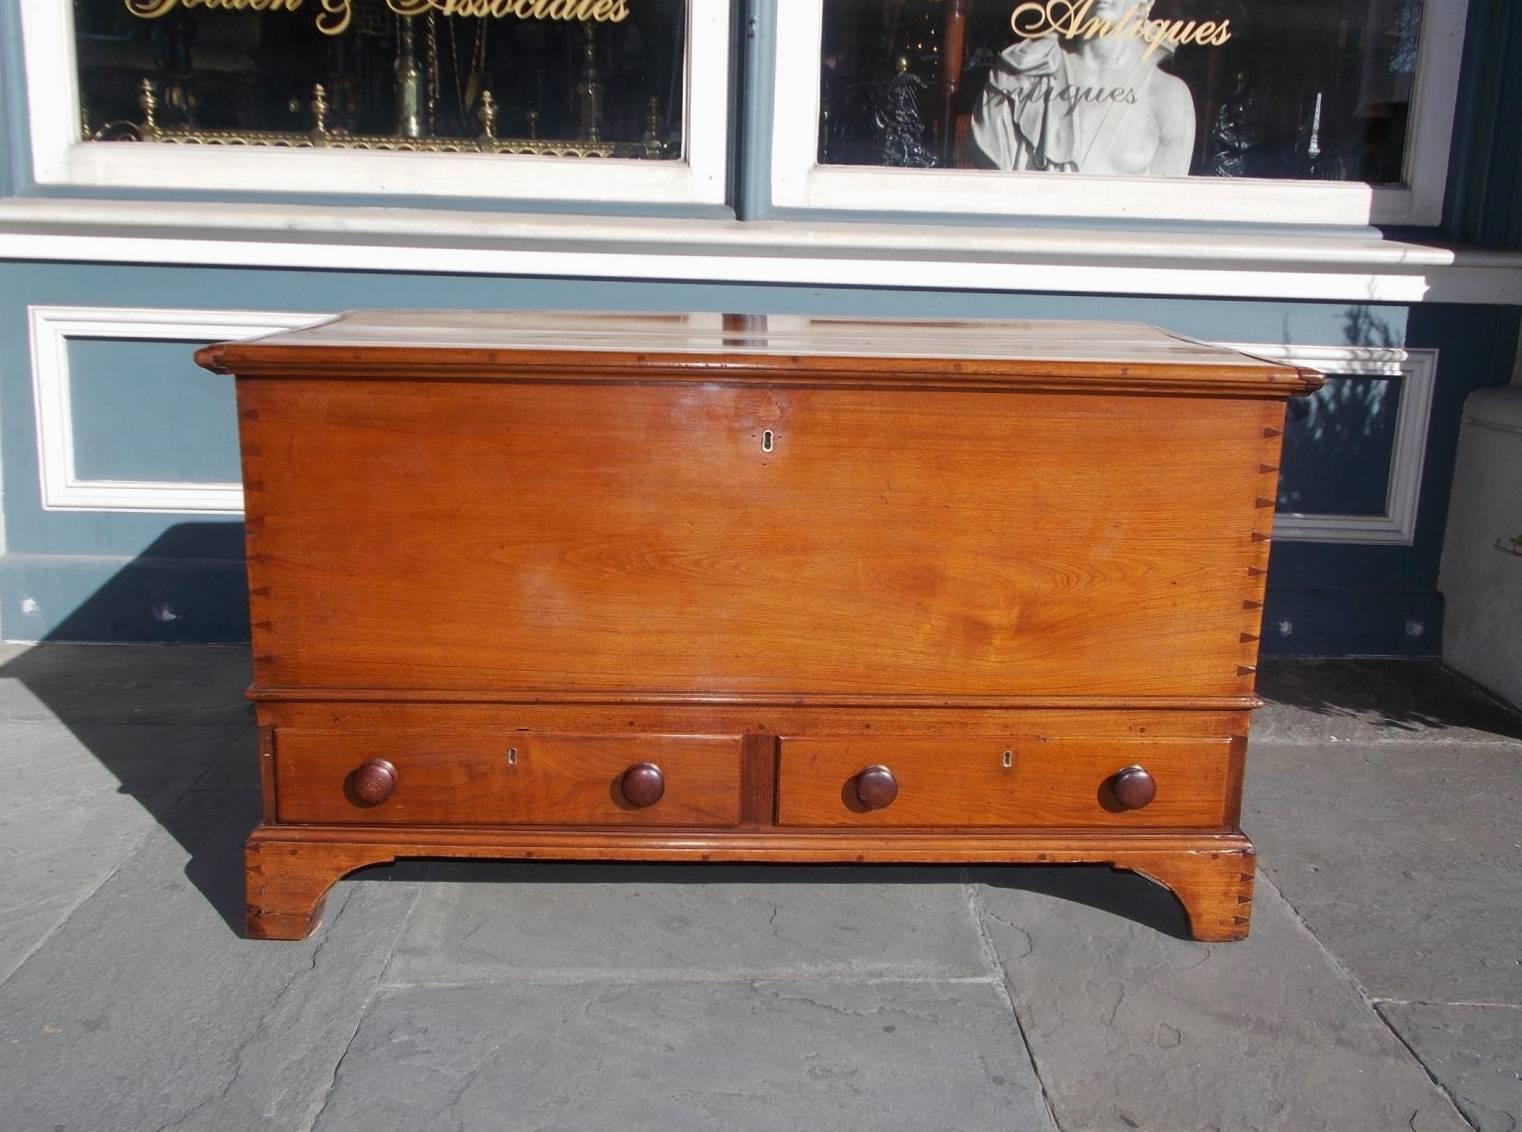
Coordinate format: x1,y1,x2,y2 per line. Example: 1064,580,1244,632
273,730,743,827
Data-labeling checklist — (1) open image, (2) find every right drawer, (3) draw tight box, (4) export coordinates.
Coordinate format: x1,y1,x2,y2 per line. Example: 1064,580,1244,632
775,736,1235,829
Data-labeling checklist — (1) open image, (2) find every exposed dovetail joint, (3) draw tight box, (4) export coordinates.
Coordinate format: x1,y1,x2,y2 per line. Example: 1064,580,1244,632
1242,600,1263,610
1259,464,1279,473
1237,665,1257,676
1239,632,1259,643
1263,427,1283,438
1247,566,1267,577
1250,531,1272,542
1254,497,1275,509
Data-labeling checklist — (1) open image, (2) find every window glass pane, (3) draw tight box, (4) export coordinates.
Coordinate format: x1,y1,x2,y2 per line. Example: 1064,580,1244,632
1278,374,1401,516
820,0,1424,182
76,1,686,159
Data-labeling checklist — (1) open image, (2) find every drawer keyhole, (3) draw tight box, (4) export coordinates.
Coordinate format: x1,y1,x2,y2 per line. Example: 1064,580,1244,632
1002,750,1013,769
761,429,774,453
506,747,518,766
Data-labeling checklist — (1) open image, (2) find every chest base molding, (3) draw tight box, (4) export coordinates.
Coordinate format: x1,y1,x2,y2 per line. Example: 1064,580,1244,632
244,824,1256,944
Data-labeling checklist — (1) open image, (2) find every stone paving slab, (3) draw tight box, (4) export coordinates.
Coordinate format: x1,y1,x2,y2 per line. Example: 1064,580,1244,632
311,978,1055,1132
0,788,420,1132
0,644,1514,1132
389,861,993,985
0,720,246,984
0,642,251,726
1255,658,1522,745
970,866,1472,1132
1378,1002,1522,1132
189,722,262,792
1247,738,1522,1005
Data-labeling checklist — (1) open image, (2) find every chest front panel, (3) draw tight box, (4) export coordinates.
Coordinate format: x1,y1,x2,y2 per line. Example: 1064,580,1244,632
238,376,1278,698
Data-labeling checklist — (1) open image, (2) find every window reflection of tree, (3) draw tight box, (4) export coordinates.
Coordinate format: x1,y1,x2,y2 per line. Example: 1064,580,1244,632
1277,308,1404,517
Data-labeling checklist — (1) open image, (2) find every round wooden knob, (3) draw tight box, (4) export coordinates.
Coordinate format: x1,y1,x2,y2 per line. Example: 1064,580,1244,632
620,762,665,808
1112,765,1156,810
350,759,398,806
854,765,899,810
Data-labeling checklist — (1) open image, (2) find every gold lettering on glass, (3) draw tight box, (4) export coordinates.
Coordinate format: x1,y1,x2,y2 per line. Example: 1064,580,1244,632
1010,0,1232,61
121,0,632,35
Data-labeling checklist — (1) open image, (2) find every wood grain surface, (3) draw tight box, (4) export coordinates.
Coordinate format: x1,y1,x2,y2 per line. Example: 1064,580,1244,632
775,735,1233,828
237,379,1283,698
274,730,743,827
244,824,1256,942
200,311,1323,398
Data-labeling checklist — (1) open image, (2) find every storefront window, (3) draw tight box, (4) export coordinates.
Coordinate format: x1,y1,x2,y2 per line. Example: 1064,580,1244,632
819,0,1425,183
74,0,687,159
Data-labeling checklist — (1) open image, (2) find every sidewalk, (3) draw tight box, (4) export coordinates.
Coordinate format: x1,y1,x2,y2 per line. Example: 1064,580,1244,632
0,644,1517,1132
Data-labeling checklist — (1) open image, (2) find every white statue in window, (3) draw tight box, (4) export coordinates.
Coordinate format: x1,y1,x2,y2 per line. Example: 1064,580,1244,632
971,0,1197,177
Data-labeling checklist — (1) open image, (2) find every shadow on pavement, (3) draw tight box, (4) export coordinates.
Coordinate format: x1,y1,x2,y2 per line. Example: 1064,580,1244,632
1257,656,1522,738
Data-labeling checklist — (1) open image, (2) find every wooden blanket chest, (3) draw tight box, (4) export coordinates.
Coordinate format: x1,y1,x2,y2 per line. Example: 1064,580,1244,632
198,311,1321,941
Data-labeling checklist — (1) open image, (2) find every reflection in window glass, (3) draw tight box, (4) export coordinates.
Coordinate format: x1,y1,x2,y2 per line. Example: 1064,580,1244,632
1278,374,1402,516
820,0,1424,182
75,1,687,158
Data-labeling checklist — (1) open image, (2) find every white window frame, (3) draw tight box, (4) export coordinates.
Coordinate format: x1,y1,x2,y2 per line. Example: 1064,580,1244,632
20,0,731,206
1229,343,1439,546
771,0,1467,226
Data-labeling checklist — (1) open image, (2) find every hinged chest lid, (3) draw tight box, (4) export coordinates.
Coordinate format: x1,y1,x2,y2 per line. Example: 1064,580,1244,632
199,311,1323,398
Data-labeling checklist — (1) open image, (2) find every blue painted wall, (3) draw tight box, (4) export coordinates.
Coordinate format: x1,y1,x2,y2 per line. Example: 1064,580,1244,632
0,0,25,197
67,338,242,483
0,260,1516,653
1442,0,1522,249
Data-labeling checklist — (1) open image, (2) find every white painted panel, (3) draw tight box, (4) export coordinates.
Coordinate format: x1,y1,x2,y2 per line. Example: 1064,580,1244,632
28,307,327,514
1225,344,1439,546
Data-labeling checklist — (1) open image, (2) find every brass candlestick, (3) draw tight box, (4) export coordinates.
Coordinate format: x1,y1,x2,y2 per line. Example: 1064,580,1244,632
477,89,498,149
394,16,424,139
575,23,603,143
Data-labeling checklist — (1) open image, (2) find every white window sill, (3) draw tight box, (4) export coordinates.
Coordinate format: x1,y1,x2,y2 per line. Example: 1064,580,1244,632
2,198,1521,304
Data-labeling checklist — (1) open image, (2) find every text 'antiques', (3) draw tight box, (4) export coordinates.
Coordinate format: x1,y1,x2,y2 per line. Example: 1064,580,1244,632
1012,0,1233,60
